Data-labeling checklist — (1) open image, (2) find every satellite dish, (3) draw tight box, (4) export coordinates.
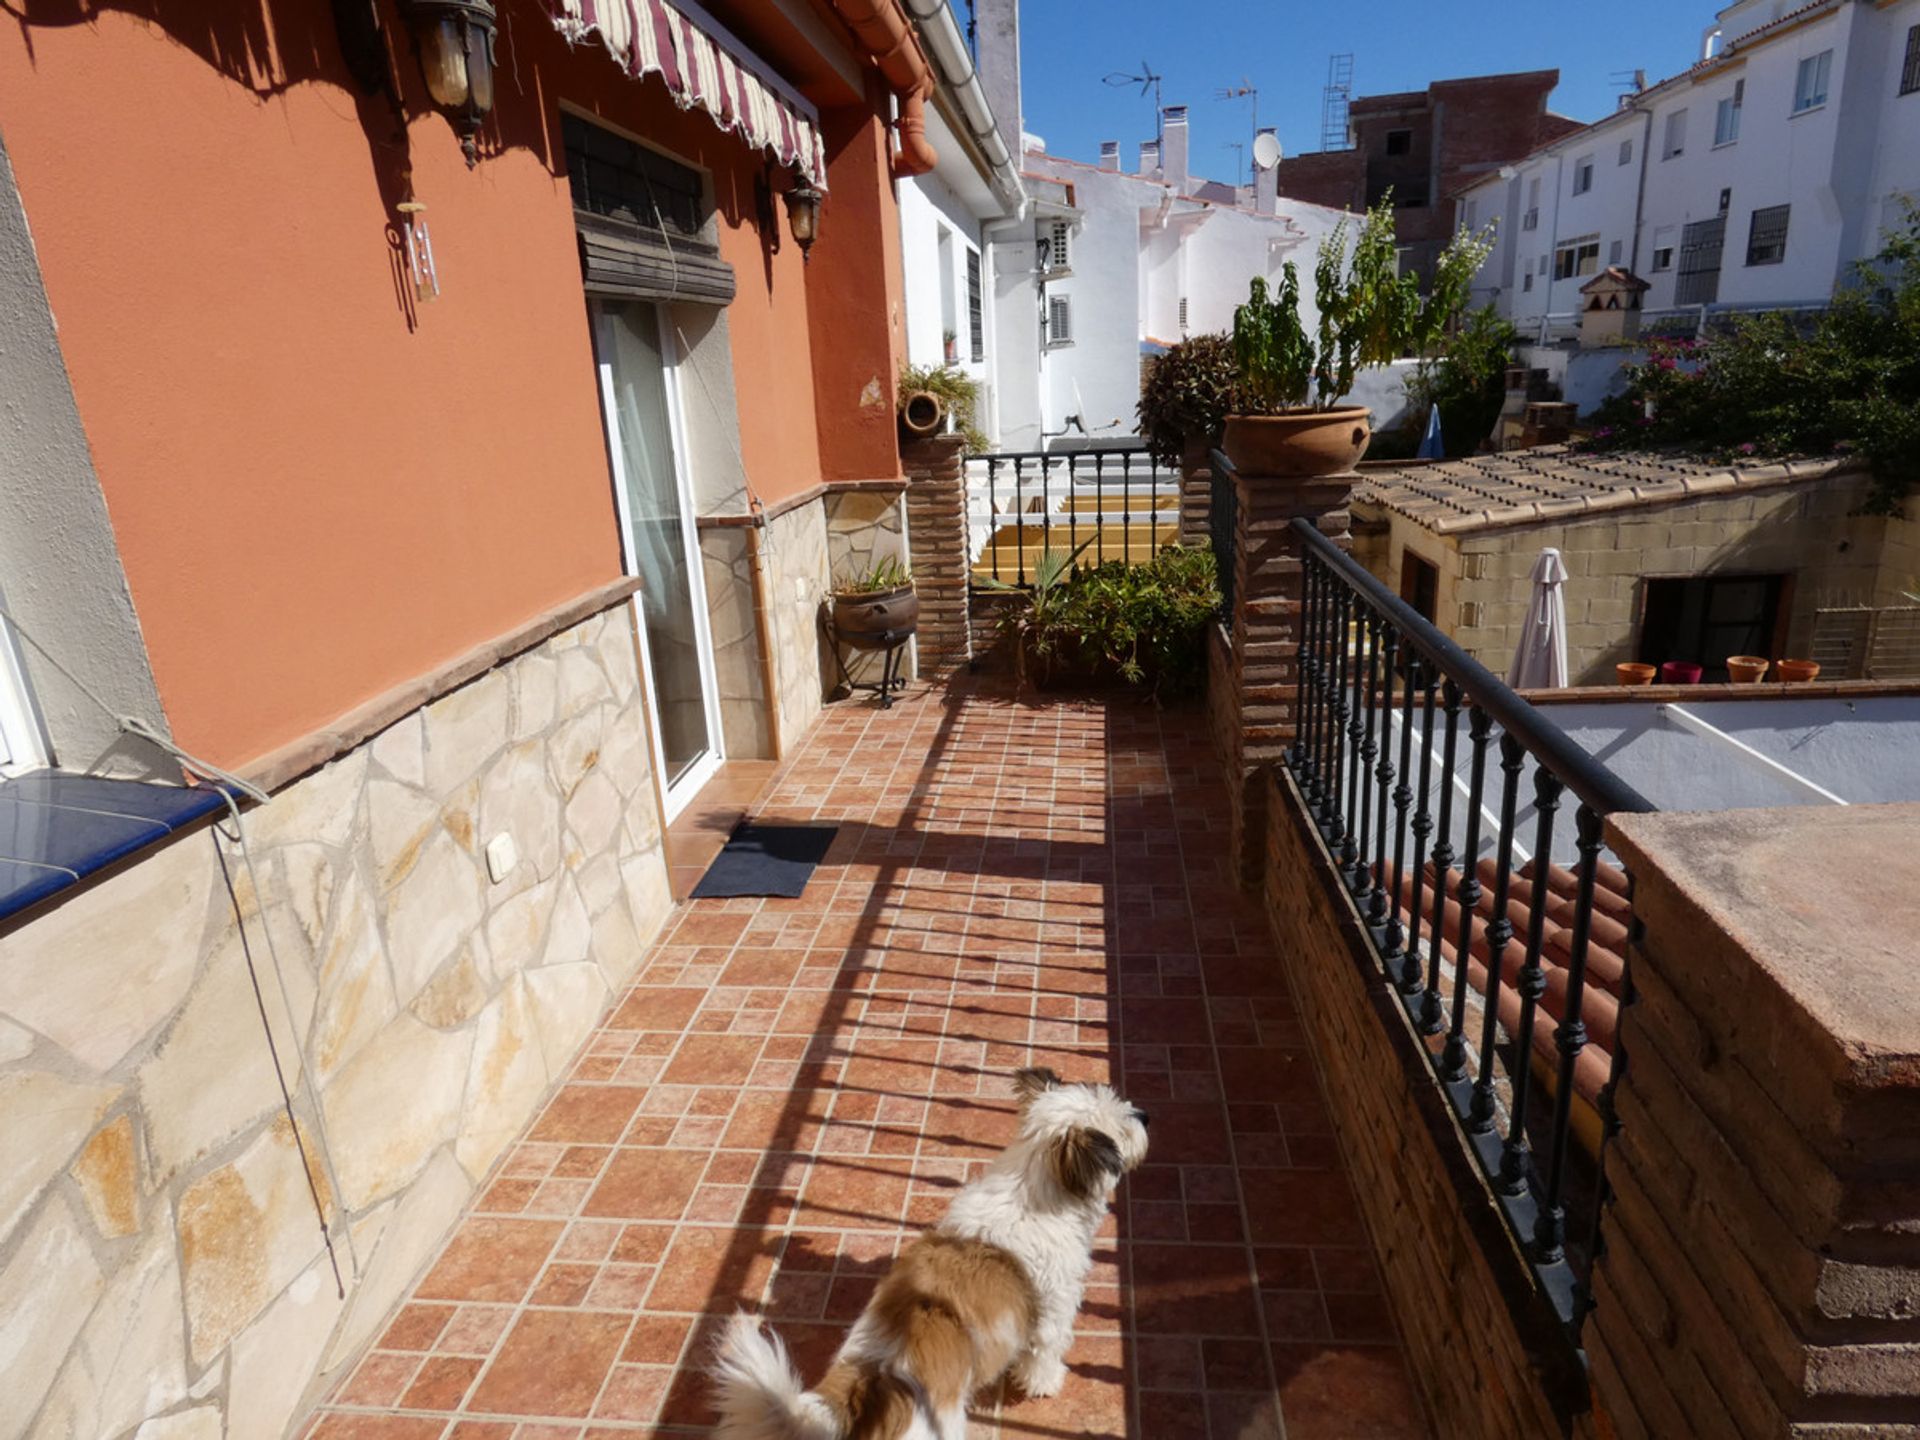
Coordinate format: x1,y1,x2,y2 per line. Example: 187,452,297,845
1252,131,1283,170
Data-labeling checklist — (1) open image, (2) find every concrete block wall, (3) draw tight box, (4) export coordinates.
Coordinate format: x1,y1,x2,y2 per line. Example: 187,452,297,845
0,601,675,1440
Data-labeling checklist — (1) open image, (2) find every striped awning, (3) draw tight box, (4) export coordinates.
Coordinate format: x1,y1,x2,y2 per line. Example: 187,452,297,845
546,0,828,189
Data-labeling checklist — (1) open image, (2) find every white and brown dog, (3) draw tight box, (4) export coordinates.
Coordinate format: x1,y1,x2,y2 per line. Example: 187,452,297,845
710,1066,1149,1439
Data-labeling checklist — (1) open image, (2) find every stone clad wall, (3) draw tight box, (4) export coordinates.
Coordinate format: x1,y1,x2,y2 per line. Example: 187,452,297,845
0,601,674,1440
759,499,832,750
825,486,910,686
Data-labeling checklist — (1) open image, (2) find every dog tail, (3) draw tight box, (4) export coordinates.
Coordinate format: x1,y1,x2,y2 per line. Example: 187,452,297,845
710,1311,845,1440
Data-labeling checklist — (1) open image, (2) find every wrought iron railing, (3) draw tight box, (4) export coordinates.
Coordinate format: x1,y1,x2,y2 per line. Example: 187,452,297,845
1209,455,1236,620
965,447,1178,587
1284,510,1655,1343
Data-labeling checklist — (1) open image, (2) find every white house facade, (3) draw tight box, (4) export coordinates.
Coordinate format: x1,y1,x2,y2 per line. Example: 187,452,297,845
1461,0,1920,338
897,0,1025,443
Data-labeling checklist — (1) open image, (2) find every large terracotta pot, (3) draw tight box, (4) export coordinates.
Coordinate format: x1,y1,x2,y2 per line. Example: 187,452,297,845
833,584,919,651
899,391,945,438
1222,408,1372,478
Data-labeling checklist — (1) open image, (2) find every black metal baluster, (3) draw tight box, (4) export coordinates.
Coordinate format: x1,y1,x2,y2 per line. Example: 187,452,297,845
1042,456,1056,555
1368,624,1399,936
1420,680,1463,1036
1123,453,1133,567
1498,764,1563,1196
1292,559,1316,784
1534,803,1605,1265
1403,665,1440,1002
1342,612,1374,887
1014,456,1027,585
1323,585,1351,841
1314,560,1337,812
1440,706,1493,1080
1094,453,1106,566
988,458,1001,583
1468,733,1528,1133
1067,455,1078,559
1576,881,1638,1327
1389,649,1420,992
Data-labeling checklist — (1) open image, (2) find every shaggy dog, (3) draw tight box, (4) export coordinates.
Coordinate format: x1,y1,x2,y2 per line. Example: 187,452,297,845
710,1066,1149,1439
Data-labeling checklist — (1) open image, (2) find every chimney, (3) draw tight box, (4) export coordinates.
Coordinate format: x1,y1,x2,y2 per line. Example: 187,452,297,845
1161,105,1189,192
973,0,1024,162
1253,128,1279,216
1099,140,1120,171
1138,139,1161,178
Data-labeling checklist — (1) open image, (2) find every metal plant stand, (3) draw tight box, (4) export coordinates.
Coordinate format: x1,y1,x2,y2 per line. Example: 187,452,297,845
830,626,913,709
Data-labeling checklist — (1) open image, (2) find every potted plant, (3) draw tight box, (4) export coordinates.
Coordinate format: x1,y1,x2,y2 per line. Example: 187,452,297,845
1136,333,1247,468
1226,194,1493,476
831,555,917,650
897,362,988,451
976,541,1089,690
943,328,959,363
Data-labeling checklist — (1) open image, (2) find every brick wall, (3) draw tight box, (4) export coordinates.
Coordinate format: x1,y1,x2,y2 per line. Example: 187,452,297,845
1274,149,1366,214
1592,806,1920,1438
901,436,971,674
1260,768,1590,1439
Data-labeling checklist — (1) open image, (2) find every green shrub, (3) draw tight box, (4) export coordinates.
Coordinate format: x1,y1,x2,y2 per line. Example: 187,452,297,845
1404,306,1519,458
1136,334,1247,468
1584,203,1920,513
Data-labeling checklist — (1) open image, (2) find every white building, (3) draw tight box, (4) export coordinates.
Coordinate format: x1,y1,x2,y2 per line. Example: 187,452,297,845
989,108,1364,452
896,0,1025,444
1462,0,1920,339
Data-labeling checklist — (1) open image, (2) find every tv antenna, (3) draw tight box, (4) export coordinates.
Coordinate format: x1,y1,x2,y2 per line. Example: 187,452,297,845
1223,141,1246,186
1320,53,1354,151
1103,61,1165,140
1216,80,1259,143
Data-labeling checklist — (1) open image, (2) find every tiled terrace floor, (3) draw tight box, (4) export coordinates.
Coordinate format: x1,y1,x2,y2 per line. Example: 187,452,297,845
300,681,1428,1439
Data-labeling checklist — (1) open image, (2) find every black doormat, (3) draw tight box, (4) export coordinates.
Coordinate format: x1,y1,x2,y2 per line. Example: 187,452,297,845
689,823,840,899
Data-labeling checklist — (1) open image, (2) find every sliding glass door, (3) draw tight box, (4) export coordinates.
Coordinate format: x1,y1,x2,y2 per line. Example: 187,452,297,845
592,300,722,816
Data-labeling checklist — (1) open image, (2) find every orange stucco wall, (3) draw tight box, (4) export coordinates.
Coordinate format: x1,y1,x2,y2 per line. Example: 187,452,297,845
0,2,890,770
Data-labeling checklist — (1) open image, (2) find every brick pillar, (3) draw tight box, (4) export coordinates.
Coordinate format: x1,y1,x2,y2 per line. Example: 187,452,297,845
1214,458,1355,884
1178,435,1213,544
1591,805,1920,1439
902,435,971,674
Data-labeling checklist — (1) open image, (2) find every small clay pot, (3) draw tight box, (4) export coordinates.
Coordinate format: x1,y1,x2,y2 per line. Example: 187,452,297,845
1658,661,1703,685
899,391,946,438
1616,662,1656,686
1775,658,1820,683
1726,655,1769,683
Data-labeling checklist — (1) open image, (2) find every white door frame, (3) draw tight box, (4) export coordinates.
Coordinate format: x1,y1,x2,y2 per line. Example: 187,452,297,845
593,301,725,824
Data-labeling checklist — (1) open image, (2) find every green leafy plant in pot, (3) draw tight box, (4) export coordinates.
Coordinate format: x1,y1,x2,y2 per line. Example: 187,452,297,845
832,555,917,651
1226,193,1493,476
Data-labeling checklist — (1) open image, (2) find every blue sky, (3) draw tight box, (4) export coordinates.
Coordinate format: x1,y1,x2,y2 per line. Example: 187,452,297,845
988,0,1716,182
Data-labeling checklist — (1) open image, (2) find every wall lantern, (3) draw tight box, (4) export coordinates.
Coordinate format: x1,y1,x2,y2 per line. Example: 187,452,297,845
404,0,497,166
782,173,823,261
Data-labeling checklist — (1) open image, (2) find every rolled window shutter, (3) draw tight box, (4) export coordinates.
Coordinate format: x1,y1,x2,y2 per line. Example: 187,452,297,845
576,213,736,306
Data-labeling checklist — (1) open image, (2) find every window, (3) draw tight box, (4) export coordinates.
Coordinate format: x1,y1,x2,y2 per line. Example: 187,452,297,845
1385,128,1413,156
936,225,957,358
1573,156,1595,196
1178,295,1190,332
1651,224,1677,271
1609,238,1624,265
1663,108,1688,159
1714,80,1744,146
1399,552,1440,622
1539,255,1551,275
1523,270,1534,293
1618,138,1634,166
1043,219,1072,273
1553,235,1601,280
1793,50,1833,113
1904,25,1920,96
1746,204,1791,265
1046,294,1073,346
966,248,984,363
1462,199,1477,230
564,114,705,240
1523,176,1541,231
1398,178,1430,209
1638,574,1787,679
0,608,46,774
1676,215,1728,305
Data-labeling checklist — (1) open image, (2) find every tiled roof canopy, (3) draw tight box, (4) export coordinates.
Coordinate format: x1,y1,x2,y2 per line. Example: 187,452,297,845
1356,447,1856,536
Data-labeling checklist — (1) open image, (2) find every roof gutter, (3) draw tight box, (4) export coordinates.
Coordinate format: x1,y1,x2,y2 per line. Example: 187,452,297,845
900,0,1027,217
824,0,938,176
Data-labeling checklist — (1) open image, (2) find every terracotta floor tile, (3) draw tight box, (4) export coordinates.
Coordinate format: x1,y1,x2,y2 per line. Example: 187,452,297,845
296,687,1425,1439
415,1220,563,1305
467,1309,631,1418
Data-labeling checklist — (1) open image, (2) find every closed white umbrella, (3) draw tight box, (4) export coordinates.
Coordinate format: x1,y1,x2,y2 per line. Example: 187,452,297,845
1507,548,1570,691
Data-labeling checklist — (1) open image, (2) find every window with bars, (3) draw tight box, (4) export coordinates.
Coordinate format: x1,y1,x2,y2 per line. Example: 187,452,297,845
1902,25,1920,95
1046,294,1073,346
1746,204,1791,266
966,248,984,363
563,113,705,238
1553,235,1601,281
1793,50,1833,113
